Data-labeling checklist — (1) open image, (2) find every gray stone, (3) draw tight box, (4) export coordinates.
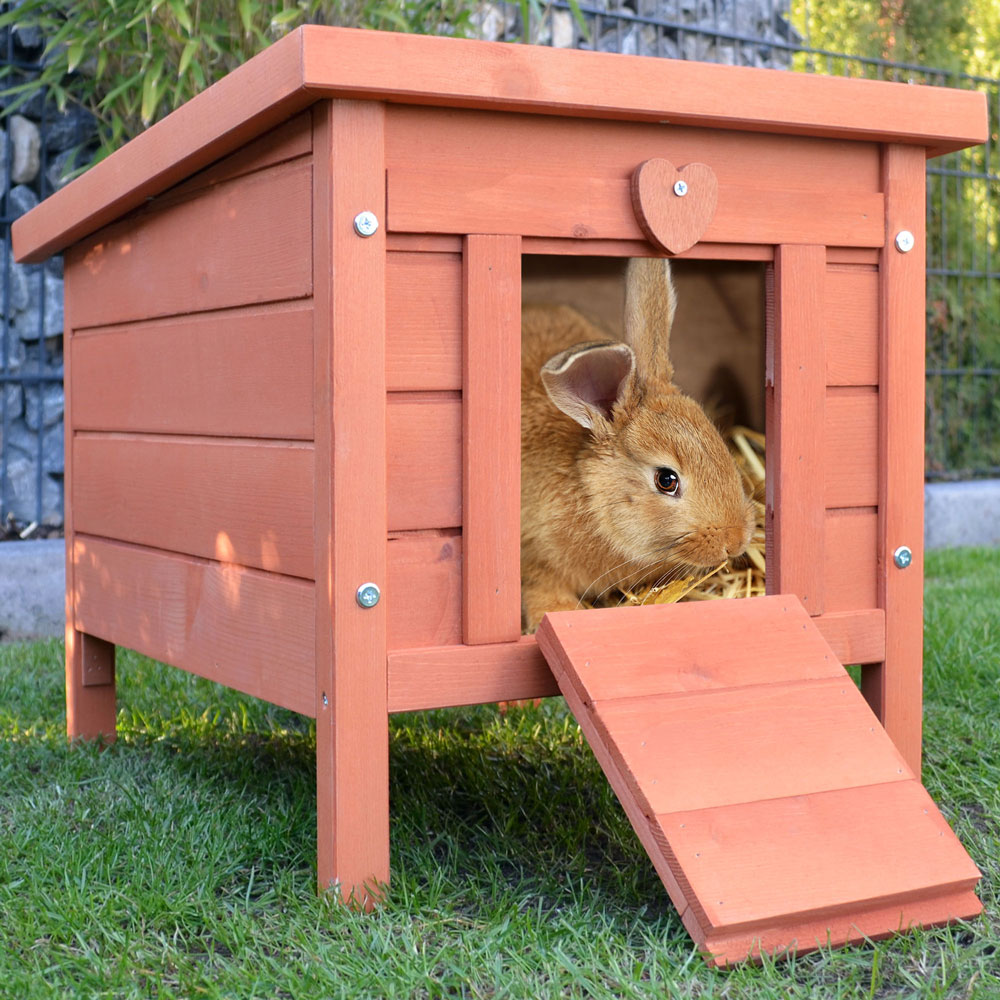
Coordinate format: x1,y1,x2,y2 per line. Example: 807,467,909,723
0,538,65,641
925,480,1000,549
0,251,31,316
44,106,97,154
6,183,38,218
1,381,23,421
11,21,44,55
2,326,27,370
9,114,41,185
18,273,63,338
2,448,62,525
44,146,85,192
23,382,64,430
6,416,63,474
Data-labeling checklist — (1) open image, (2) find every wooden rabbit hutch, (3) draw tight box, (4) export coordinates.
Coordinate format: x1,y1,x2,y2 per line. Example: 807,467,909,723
14,27,988,964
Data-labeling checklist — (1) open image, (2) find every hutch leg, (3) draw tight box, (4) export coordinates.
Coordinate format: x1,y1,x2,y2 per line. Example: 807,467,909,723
65,629,116,742
312,98,390,905
872,143,927,777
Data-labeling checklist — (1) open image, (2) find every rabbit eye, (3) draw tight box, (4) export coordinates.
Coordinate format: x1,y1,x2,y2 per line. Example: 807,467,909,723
654,467,681,496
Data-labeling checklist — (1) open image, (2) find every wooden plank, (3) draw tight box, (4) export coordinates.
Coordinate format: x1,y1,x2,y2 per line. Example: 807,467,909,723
66,159,312,330
387,637,559,712
873,144,928,776
386,251,462,391
522,237,774,261
62,269,119,743
462,234,522,644
766,245,826,614
387,395,461,531
73,435,314,579
153,111,312,209
72,536,315,715
824,388,879,509
824,508,878,613
538,597,843,705
814,608,885,665
71,304,314,439
388,168,884,248
592,677,910,815
826,266,879,385
660,781,981,944
13,25,986,263
536,596,981,966
312,99,389,905
382,607,883,712
699,887,982,968
387,532,463,651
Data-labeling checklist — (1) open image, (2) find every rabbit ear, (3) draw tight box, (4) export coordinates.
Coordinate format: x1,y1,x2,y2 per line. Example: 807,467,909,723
623,257,676,386
540,341,635,429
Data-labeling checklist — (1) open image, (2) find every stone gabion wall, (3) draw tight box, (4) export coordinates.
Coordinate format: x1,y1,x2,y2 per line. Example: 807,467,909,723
1,21,97,529
479,0,798,68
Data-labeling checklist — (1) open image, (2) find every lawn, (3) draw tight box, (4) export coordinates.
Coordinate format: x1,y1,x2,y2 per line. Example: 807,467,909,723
1,548,998,999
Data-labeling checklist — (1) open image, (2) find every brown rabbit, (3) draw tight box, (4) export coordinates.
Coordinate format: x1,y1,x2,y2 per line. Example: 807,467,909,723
520,257,756,633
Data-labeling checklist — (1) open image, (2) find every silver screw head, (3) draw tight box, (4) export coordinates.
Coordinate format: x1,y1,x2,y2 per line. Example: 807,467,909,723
353,211,379,237
893,545,913,570
673,179,688,197
356,582,381,608
894,230,915,253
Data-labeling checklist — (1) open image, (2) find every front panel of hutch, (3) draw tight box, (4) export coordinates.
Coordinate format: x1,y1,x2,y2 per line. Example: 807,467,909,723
14,26,987,963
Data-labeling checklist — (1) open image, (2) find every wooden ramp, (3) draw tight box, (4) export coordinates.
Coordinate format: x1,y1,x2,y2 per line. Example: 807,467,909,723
536,596,981,966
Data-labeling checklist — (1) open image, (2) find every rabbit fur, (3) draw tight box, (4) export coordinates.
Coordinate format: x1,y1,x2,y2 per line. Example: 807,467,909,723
520,257,756,633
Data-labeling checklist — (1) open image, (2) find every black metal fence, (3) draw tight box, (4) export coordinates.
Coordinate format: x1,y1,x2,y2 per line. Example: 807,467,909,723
0,4,997,532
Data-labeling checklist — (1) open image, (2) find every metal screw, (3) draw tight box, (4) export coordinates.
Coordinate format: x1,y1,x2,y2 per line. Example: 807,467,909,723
893,545,913,570
894,230,915,253
356,582,381,608
353,211,379,237
673,179,688,197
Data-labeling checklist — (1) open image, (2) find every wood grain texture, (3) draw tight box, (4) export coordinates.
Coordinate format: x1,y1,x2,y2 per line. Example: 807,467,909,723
381,607,883,712
388,167,883,248
70,304,314,439
386,251,462,390
630,159,718,254
387,637,559,712
462,234,522,644
312,100,389,905
766,245,827,614
66,160,312,330
536,596,981,966
824,508,878,612
592,677,909,815
62,279,119,743
72,536,315,715
387,395,461,531
72,435,314,579
874,144,928,776
825,266,879,385
538,597,844,706
824,388,878,509
14,25,985,262
387,532,463,650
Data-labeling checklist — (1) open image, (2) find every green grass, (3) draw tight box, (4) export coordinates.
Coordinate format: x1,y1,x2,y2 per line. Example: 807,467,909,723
1,548,998,999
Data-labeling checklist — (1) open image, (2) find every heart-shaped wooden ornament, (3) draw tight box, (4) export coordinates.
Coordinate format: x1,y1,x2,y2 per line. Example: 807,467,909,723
630,159,719,255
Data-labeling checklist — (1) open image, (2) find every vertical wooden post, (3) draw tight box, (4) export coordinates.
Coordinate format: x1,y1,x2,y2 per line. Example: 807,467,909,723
462,234,522,645
864,144,927,777
312,99,389,905
62,288,117,742
765,244,826,615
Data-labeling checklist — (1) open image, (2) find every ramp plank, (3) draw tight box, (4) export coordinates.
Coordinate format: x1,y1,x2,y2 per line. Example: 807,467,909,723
536,596,981,965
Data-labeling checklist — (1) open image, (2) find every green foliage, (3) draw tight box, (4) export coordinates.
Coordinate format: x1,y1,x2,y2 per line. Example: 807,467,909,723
0,0,476,165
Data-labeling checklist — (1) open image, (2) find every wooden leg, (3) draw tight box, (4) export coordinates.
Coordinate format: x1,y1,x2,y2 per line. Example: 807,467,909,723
65,628,117,743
